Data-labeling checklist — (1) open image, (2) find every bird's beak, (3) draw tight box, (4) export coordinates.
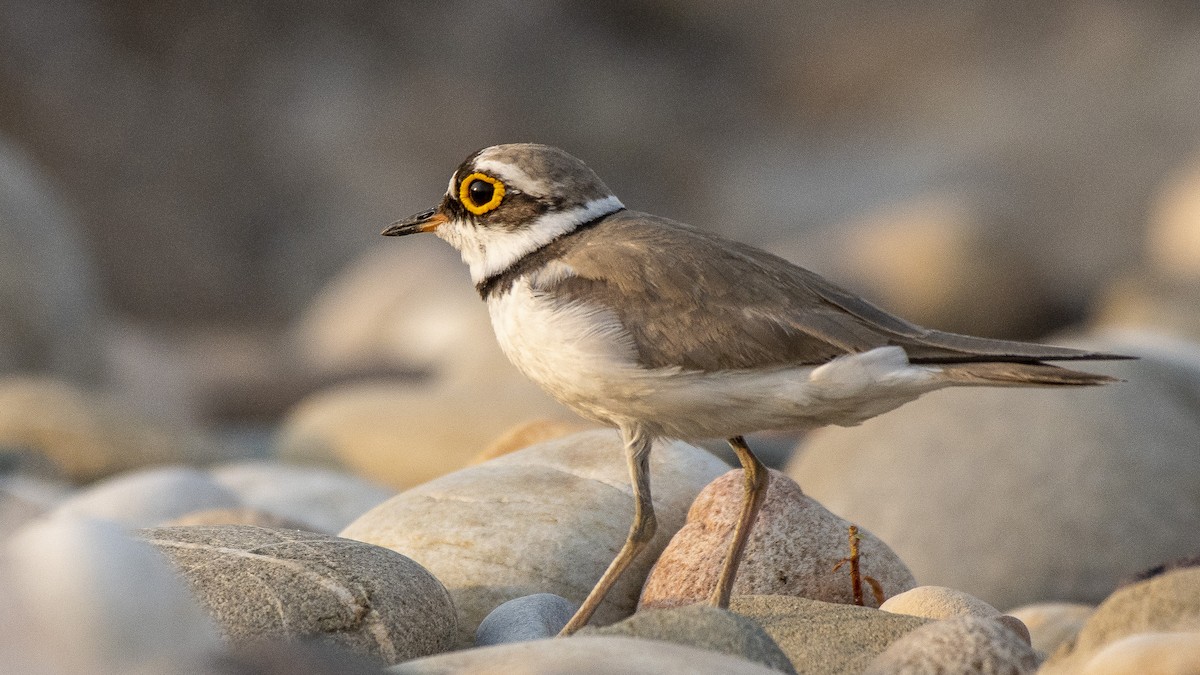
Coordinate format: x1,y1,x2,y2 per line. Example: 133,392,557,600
381,207,449,236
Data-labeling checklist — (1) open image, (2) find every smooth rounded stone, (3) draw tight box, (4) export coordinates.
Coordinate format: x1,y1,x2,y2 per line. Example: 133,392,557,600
1094,275,1200,342
821,194,1057,338
1042,567,1200,673
276,379,574,490
4,515,222,673
0,377,232,484
50,466,242,528
0,473,72,538
1147,156,1200,280
730,595,929,674
208,461,395,534
0,138,101,381
880,585,1001,620
340,429,729,646
580,604,796,674
283,243,574,489
472,419,596,464
1079,632,1200,675
140,525,456,665
863,616,1039,674
1006,601,1095,656
640,470,915,610
475,593,578,646
387,635,785,675
161,507,314,530
787,337,1200,610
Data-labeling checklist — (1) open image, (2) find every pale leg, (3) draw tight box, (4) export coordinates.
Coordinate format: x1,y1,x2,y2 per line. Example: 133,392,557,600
558,429,656,635
708,435,768,607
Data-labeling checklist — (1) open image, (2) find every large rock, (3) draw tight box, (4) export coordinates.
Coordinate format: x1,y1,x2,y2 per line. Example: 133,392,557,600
787,336,1200,609
340,429,728,646
1041,567,1200,673
387,635,785,675
141,525,456,665
641,470,914,610
0,138,101,380
0,377,231,484
729,595,929,674
582,605,796,674
4,515,222,673
863,616,1038,674
209,460,394,534
1079,632,1200,675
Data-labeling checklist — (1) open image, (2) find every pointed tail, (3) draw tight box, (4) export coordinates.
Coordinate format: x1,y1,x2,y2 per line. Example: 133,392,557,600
939,361,1119,387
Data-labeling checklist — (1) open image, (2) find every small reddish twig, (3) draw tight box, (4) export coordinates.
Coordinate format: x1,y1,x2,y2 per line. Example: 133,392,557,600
832,524,865,605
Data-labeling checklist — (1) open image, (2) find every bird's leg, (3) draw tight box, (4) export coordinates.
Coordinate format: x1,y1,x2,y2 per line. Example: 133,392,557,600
558,430,656,636
708,435,768,608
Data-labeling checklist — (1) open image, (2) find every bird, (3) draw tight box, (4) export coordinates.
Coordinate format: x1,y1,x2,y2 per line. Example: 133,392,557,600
381,143,1128,635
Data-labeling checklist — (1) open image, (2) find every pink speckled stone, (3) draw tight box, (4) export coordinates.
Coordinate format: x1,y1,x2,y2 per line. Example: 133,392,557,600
639,469,915,610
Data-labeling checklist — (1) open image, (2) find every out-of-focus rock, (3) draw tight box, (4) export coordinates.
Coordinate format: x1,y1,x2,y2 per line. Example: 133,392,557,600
1041,567,1200,673
4,515,222,673
0,377,233,484
141,525,457,665
827,194,1055,339
339,429,728,646
1147,157,1200,281
1006,601,1095,657
1079,632,1200,675
50,466,241,528
473,419,597,464
0,138,101,381
209,461,394,534
160,507,313,530
641,470,914,610
1093,275,1200,342
787,336,1200,610
0,474,71,538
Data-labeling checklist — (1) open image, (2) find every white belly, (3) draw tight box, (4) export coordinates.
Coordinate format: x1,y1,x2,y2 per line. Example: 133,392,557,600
487,279,946,440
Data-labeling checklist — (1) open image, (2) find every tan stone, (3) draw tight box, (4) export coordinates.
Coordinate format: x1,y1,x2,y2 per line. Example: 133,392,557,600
473,419,596,464
1042,567,1200,673
339,429,728,646
0,377,231,484
640,470,915,610
863,615,1038,674
880,585,1000,620
1006,601,1094,655
1080,631,1200,675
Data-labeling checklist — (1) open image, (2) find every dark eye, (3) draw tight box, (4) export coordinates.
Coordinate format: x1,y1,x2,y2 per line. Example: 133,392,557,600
468,179,494,206
458,172,506,214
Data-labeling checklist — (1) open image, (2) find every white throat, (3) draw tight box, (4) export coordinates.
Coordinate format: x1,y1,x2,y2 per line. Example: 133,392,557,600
437,195,624,284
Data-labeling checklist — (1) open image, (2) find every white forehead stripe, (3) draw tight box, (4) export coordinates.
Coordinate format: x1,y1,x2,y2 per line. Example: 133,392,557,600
439,194,624,284
473,158,551,195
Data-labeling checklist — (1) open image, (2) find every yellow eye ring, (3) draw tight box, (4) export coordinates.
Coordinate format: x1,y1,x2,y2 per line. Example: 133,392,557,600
459,172,506,215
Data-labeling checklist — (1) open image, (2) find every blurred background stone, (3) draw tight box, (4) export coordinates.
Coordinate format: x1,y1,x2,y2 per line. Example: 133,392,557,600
0,377,235,484
0,136,102,383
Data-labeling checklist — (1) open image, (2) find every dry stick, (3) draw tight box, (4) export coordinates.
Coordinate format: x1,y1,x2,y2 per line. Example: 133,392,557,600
833,524,873,605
